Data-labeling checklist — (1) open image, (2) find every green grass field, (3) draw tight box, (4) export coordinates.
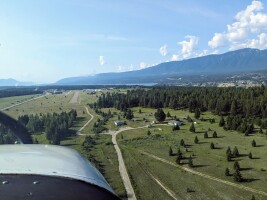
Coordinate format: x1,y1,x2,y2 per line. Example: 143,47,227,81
0,94,40,109
2,91,267,199
117,108,267,200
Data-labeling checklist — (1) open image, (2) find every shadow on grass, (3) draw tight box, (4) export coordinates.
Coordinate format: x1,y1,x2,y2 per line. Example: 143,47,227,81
256,145,265,147
240,167,253,171
243,178,260,182
193,164,209,168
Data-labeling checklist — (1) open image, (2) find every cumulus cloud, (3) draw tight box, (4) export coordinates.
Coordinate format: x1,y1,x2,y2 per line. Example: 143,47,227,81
139,62,148,69
99,56,105,65
159,45,168,56
171,54,179,61
178,35,199,59
208,0,267,50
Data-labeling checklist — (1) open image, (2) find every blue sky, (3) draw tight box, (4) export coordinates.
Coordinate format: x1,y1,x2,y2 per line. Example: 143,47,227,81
0,0,266,83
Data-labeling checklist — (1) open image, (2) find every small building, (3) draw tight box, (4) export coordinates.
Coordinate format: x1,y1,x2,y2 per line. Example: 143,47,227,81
168,120,183,127
114,121,125,126
131,118,139,122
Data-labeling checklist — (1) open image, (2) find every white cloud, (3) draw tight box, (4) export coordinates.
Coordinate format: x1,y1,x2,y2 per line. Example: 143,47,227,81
159,45,168,56
178,35,199,59
128,64,134,71
171,54,179,61
99,56,105,65
208,0,267,50
139,62,147,69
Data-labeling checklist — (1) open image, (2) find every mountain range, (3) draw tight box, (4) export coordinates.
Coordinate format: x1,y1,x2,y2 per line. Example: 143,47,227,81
0,78,34,87
1,48,267,86
55,48,267,85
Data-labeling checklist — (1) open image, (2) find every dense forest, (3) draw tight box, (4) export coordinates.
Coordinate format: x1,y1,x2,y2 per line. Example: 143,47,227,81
93,86,267,133
0,88,43,98
0,123,17,144
18,110,77,144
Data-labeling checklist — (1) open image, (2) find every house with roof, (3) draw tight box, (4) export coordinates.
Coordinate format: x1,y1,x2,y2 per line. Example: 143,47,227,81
114,121,125,126
168,120,183,127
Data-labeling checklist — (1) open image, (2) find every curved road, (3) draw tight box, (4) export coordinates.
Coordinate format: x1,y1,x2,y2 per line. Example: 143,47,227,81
76,106,94,135
112,125,267,199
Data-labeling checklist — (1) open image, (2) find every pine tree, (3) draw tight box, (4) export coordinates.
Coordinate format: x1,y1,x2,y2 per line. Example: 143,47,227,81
176,155,181,165
167,111,171,118
227,153,232,161
234,161,240,171
194,108,201,119
188,156,193,168
252,140,256,147
194,136,199,144
226,146,231,155
147,130,151,136
225,167,230,176
248,152,252,159
233,146,239,157
233,168,242,182
169,146,173,156
154,108,166,122
213,131,218,138
204,132,208,138
210,142,215,149
219,116,225,127
189,123,195,133
180,139,185,147
251,195,256,200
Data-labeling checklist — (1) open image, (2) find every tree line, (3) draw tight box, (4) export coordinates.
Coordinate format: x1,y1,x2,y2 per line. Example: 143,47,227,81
0,88,42,98
18,109,77,144
93,86,267,130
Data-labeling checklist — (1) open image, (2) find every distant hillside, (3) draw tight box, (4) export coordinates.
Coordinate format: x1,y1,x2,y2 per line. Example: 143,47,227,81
0,78,34,86
56,48,267,85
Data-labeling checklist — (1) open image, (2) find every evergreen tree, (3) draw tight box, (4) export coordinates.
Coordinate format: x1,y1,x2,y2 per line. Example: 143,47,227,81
180,139,185,147
210,142,215,149
251,195,256,200
219,116,225,127
233,146,239,157
167,111,171,118
194,136,199,144
252,140,256,147
248,152,253,159
147,130,151,136
188,156,193,168
213,131,218,138
233,168,242,182
172,125,180,131
169,146,173,156
234,161,240,171
154,108,166,122
226,146,231,155
194,108,201,119
125,109,134,120
189,123,195,133
176,155,181,165
227,153,232,162
230,100,238,115
225,167,230,176
204,132,208,138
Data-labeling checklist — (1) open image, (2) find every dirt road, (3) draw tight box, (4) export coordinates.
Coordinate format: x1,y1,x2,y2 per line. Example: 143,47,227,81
142,151,267,197
110,127,146,200
76,106,94,135
69,91,80,104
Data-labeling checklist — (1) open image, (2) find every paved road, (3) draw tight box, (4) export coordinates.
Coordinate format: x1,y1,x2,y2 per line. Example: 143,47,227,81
69,91,80,104
76,106,94,135
0,94,47,111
